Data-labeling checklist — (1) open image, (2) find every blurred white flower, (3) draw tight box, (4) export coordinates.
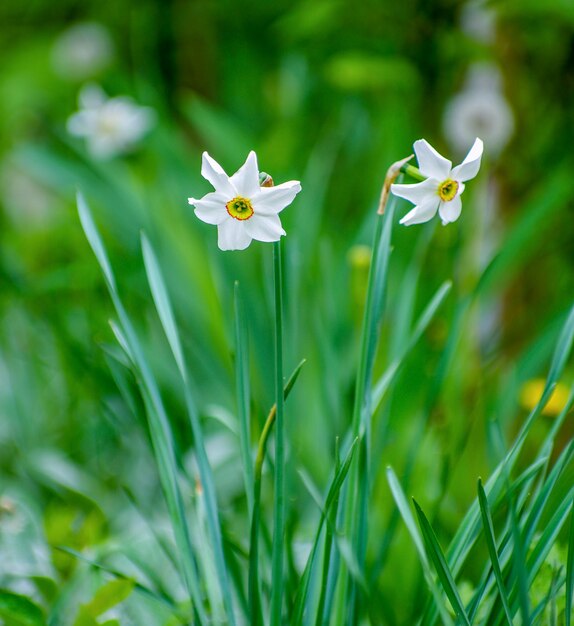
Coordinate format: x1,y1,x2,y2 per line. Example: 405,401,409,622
391,138,483,226
460,0,496,43
52,22,114,80
67,85,154,159
444,63,514,157
189,151,301,251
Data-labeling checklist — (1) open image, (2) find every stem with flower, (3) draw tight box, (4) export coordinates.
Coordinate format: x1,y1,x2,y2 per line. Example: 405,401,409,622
188,152,301,623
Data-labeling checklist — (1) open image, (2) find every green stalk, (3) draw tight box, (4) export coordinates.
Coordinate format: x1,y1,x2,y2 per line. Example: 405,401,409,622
400,163,426,182
234,281,254,513
270,240,286,626
78,195,206,624
315,439,341,626
333,191,397,624
249,360,305,625
565,498,574,626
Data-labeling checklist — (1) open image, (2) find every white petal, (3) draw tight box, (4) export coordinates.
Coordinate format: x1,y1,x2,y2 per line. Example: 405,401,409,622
217,219,252,251
252,181,302,215
414,139,452,180
391,178,438,205
201,152,235,196
79,84,106,109
438,195,462,225
230,151,260,198
88,134,119,159
122,106,155,139
244,214,285,242
450,138,484,182
67,111,95,137
189,192,228,225
399,198,440,226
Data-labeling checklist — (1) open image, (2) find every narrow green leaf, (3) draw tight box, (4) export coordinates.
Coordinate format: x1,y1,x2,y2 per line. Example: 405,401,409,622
271,240,286,626
413,499,471,626
335,193,397,626
57,546,178,612
477,479,513,625
78,195,206,624
523,439,574,548
291,438,359,626
530,569,563,626
527,494,573,585
249,359,306,626
141,234,186,377
474,169,572,297
141,233,237,625
468,458,550,624
422,302,574,626
0,590,45,626
74,579,135,624
108,320,134,365
371,280,451,412
565,500,574,626
77,192,117,293
386,468,453,626
315,438,342,626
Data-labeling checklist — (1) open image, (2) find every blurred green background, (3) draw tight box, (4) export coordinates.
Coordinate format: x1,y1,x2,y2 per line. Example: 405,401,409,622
1,0,574,623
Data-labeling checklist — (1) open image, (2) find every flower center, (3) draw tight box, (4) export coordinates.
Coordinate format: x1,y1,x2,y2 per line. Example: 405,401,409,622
226,196,254,221
437,178,459,202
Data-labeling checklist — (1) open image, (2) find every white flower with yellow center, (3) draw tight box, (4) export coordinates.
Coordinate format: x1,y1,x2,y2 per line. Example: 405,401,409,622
391,138,483,226
67,85,154,159
188,151,301,251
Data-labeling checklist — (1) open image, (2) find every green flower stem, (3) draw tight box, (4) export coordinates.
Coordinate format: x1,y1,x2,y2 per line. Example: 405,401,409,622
234,281,254,514
333,190,398,625
315,440,341,626
249,359,305,625
400,163,426,182
270,240,286,626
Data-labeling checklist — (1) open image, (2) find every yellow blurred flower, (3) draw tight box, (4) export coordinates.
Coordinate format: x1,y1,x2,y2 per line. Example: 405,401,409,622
519,378,571,416
347,244,371,271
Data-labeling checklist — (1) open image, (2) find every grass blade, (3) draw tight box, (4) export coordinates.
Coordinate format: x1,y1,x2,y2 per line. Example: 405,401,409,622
421,302,574,626
291,438,359,626
413,499,471,626
141,233,237,625
477,478,513,625
77,192,117,294
386,468,454,626
371,280,451,412
249,359,306,626
56,547,179,614
78,195,206,624
566,498,574,626
334,192,397,625
270,240,286,626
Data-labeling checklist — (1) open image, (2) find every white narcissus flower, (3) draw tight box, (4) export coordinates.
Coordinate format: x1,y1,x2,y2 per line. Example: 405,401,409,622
67,85,154,159
188,151,301,251
391,138,483,226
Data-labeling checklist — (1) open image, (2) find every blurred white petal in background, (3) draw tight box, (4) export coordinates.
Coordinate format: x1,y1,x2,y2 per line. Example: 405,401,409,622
51,22,114,80
443,63,514,157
